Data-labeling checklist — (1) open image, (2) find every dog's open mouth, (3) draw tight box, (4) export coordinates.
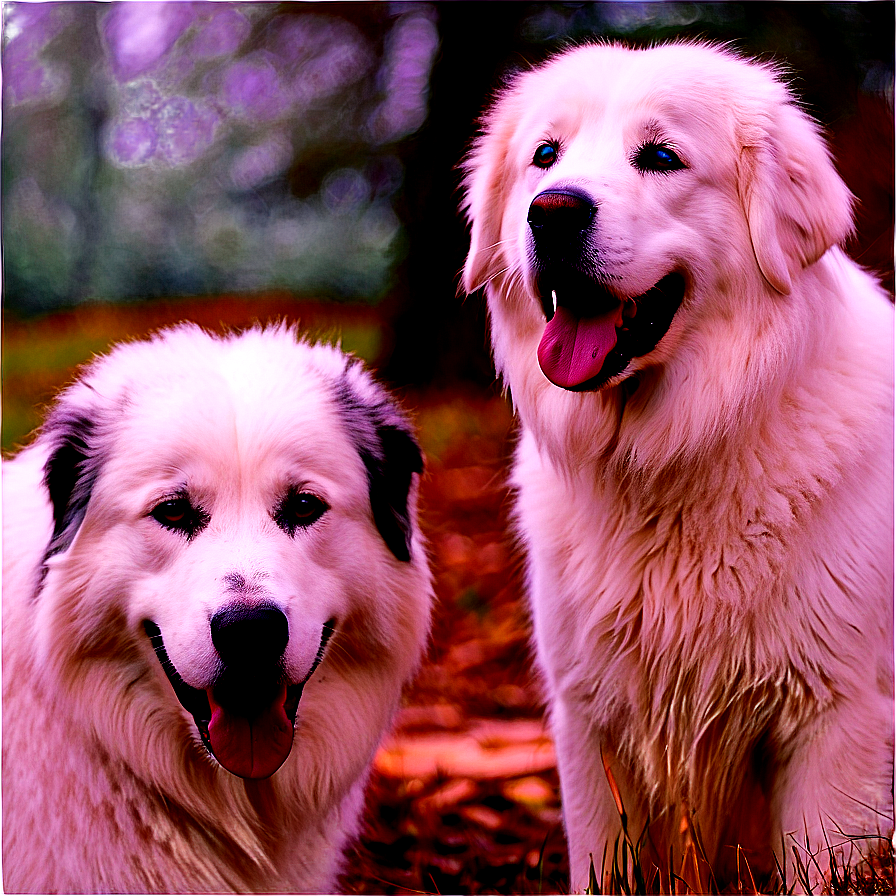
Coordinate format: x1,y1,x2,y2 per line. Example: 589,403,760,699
143,619,334,779
535,271,686,390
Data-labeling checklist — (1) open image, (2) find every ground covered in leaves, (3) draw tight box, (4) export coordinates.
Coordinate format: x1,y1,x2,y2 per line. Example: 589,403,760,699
341,390,570,895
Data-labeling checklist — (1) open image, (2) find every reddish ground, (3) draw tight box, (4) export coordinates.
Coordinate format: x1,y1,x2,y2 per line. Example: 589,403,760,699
341,394,570,895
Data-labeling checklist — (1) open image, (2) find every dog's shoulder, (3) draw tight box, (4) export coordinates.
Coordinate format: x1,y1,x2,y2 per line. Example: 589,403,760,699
3,444,54,607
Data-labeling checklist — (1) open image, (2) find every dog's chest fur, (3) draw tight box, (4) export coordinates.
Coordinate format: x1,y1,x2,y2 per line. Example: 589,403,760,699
510,420,868,808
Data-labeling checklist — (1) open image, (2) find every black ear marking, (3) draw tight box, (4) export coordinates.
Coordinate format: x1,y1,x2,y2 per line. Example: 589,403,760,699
336,363,423,562
362,421,424,562
42,410,100,565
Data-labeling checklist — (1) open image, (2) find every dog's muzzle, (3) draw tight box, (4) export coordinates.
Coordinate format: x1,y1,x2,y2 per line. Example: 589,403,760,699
527,189,685,391
144,607,334,780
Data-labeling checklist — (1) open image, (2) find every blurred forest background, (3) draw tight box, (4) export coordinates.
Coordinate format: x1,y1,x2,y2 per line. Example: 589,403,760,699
3,1,894,446
2,3,893,893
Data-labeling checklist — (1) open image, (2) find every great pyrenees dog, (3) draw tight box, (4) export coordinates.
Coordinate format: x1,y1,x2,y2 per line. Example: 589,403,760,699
463,42,893,891
2,325,432,893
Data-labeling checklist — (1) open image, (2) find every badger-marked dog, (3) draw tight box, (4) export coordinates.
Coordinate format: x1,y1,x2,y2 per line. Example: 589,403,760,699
2,324,432,893
462,42,894,891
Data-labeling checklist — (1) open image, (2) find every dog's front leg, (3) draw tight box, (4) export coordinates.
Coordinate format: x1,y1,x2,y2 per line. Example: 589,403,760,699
549,698,646,894
772,690,894,894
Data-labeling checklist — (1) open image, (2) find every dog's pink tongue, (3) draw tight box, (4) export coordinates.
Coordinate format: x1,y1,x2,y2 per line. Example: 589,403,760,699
206,685,293,779
537,303,622,388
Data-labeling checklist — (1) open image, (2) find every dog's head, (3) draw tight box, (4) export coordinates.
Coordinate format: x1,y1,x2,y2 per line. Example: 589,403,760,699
462,42,853,394
37,325,429,780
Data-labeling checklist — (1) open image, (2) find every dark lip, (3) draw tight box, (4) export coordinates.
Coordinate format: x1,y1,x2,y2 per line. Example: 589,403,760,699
143,618,335,746
536,271,686,391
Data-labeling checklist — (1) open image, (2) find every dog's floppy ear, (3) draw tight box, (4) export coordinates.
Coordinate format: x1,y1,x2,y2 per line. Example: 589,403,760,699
739,96,853,295
41,407,102,564
336,361,423,562
461,84,524,296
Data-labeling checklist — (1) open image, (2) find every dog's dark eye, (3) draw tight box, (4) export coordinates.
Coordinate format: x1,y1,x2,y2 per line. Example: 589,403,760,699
275,490,328,536
634,142,686,173
150,497,209,539
532,142,558,169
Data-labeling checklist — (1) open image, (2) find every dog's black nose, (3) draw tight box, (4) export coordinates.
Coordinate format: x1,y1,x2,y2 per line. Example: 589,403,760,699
211,603,288,668
527,189,595,235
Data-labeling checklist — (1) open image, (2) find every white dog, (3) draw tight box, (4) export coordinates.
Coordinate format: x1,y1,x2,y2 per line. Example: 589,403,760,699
463,42,893,892
2,325,432,893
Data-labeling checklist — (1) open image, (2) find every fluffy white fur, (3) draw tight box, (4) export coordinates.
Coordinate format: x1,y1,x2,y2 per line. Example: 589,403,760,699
463,42,894,891
2,325,432,893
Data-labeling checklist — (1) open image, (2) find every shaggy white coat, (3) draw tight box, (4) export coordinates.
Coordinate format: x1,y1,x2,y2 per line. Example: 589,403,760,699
2,325,432,893
463,42,894,892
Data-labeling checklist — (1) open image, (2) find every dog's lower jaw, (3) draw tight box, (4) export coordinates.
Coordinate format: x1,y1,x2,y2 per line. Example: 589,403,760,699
143,618,335,779
534,271,686,392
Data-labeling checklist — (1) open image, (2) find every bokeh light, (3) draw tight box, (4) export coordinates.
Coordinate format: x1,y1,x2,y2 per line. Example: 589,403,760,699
2,2,439,311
